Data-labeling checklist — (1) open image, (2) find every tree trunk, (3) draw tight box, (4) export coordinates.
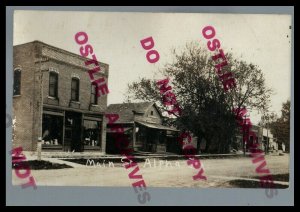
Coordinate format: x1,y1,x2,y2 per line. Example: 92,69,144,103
204,136,211,153
196,136,201,154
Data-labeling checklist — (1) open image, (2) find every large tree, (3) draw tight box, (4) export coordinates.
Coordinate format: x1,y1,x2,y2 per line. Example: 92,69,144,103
126,42,272,153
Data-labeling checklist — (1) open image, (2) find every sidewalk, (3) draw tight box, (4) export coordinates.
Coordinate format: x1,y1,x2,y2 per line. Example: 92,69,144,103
14,152,289,189
21,150,284,161
19,152,86,168
23,150,243,160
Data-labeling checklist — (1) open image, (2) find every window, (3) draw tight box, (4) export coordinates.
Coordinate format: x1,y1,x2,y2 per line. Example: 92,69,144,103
150,111,154,116
71,78,79,101
42,114,63,146
49,72,58,98
91,83,98,105
83,120,101,148
13,69,21,96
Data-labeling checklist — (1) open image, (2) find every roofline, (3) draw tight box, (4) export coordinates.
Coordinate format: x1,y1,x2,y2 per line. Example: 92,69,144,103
135,121,179,132
145,102,163,118
107,101,154,107
107,121,134,125
13,40,109,67
107,101,163,118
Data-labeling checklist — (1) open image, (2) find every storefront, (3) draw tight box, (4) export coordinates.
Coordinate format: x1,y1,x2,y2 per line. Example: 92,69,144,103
41,107,104,152
106,120,179,154
135,121,178,153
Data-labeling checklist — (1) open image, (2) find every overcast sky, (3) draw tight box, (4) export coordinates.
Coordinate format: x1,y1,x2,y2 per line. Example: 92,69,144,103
13,10,292,124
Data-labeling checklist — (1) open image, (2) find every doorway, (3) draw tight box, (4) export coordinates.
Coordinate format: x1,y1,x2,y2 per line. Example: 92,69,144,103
64,111,82,152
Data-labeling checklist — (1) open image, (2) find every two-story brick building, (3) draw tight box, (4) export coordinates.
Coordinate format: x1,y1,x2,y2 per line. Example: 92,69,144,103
13,41,109,152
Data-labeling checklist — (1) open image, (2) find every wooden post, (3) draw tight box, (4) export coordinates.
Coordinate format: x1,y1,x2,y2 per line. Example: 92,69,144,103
37,137,42,161
132,123,136,151
62,111,65,151
101,115,107,154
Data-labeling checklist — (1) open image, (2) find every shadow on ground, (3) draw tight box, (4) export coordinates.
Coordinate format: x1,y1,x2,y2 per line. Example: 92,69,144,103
229,174,289,189
12,160,73,170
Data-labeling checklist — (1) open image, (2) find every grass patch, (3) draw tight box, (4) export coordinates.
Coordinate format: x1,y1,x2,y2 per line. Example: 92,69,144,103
267,173,289,182
12,160,73,170
228,179,288,189
250,173,289,182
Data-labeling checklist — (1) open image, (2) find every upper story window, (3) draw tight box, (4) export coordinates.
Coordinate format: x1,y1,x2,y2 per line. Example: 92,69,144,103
91,83,98,105
13,69,21,96
71,78,80,101
49,72,58,98
150,111,154,116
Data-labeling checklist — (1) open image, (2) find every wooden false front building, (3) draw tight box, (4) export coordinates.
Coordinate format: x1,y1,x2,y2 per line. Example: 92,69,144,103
106,102,180,154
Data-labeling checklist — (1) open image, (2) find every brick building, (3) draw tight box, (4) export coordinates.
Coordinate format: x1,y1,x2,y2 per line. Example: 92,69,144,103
13,41,109,152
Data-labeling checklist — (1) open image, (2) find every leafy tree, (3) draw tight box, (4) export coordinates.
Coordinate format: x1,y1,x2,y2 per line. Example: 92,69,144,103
126,42,272,153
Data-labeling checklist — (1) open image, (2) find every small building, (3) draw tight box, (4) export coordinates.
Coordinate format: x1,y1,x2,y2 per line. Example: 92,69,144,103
235,124,278,152
13,41,109,152
261,128,278,151
106,102,179,154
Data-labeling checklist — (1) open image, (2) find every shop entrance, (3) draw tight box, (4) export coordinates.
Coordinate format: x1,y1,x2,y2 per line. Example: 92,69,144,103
64,111,82,152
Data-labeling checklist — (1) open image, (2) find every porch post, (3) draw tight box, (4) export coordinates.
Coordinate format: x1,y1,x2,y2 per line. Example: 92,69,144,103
132,123,136,151
101,115,107,154
62,111,65,151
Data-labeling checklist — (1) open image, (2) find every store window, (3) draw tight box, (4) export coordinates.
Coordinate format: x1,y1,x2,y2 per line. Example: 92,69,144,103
83,120,101,148
42,114,63,146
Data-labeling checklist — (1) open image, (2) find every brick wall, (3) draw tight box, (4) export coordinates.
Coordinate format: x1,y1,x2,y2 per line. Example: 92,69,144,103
13,42,40,151
39,43,108,113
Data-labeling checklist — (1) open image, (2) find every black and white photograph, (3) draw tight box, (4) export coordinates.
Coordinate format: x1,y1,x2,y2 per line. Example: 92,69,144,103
9,9,292,205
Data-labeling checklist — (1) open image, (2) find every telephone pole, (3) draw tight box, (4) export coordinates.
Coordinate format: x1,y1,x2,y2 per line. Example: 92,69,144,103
242,113,250,156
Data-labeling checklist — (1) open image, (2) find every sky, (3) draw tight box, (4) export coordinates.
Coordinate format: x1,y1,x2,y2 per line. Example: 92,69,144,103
13,10,292,124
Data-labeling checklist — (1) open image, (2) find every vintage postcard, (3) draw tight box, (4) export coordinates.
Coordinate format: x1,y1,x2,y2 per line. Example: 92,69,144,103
9,9,292,205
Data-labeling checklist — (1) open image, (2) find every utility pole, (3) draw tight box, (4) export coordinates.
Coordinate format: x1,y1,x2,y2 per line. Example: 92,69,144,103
37,68,48,161
37,70,43,161
242,113,250,156
266,122,269,154
264,112,274,154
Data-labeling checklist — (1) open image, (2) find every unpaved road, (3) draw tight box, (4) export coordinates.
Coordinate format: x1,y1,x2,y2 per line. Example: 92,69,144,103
12,154,289,188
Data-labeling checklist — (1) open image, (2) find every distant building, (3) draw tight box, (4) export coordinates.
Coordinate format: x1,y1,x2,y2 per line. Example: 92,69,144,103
106,102,180,153
235,125,278,152
261,128,278,151
13,41,109,152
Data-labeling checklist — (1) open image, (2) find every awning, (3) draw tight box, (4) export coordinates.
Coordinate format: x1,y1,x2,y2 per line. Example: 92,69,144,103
135,121,179,132
43,110,64,117
107,127,132,133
